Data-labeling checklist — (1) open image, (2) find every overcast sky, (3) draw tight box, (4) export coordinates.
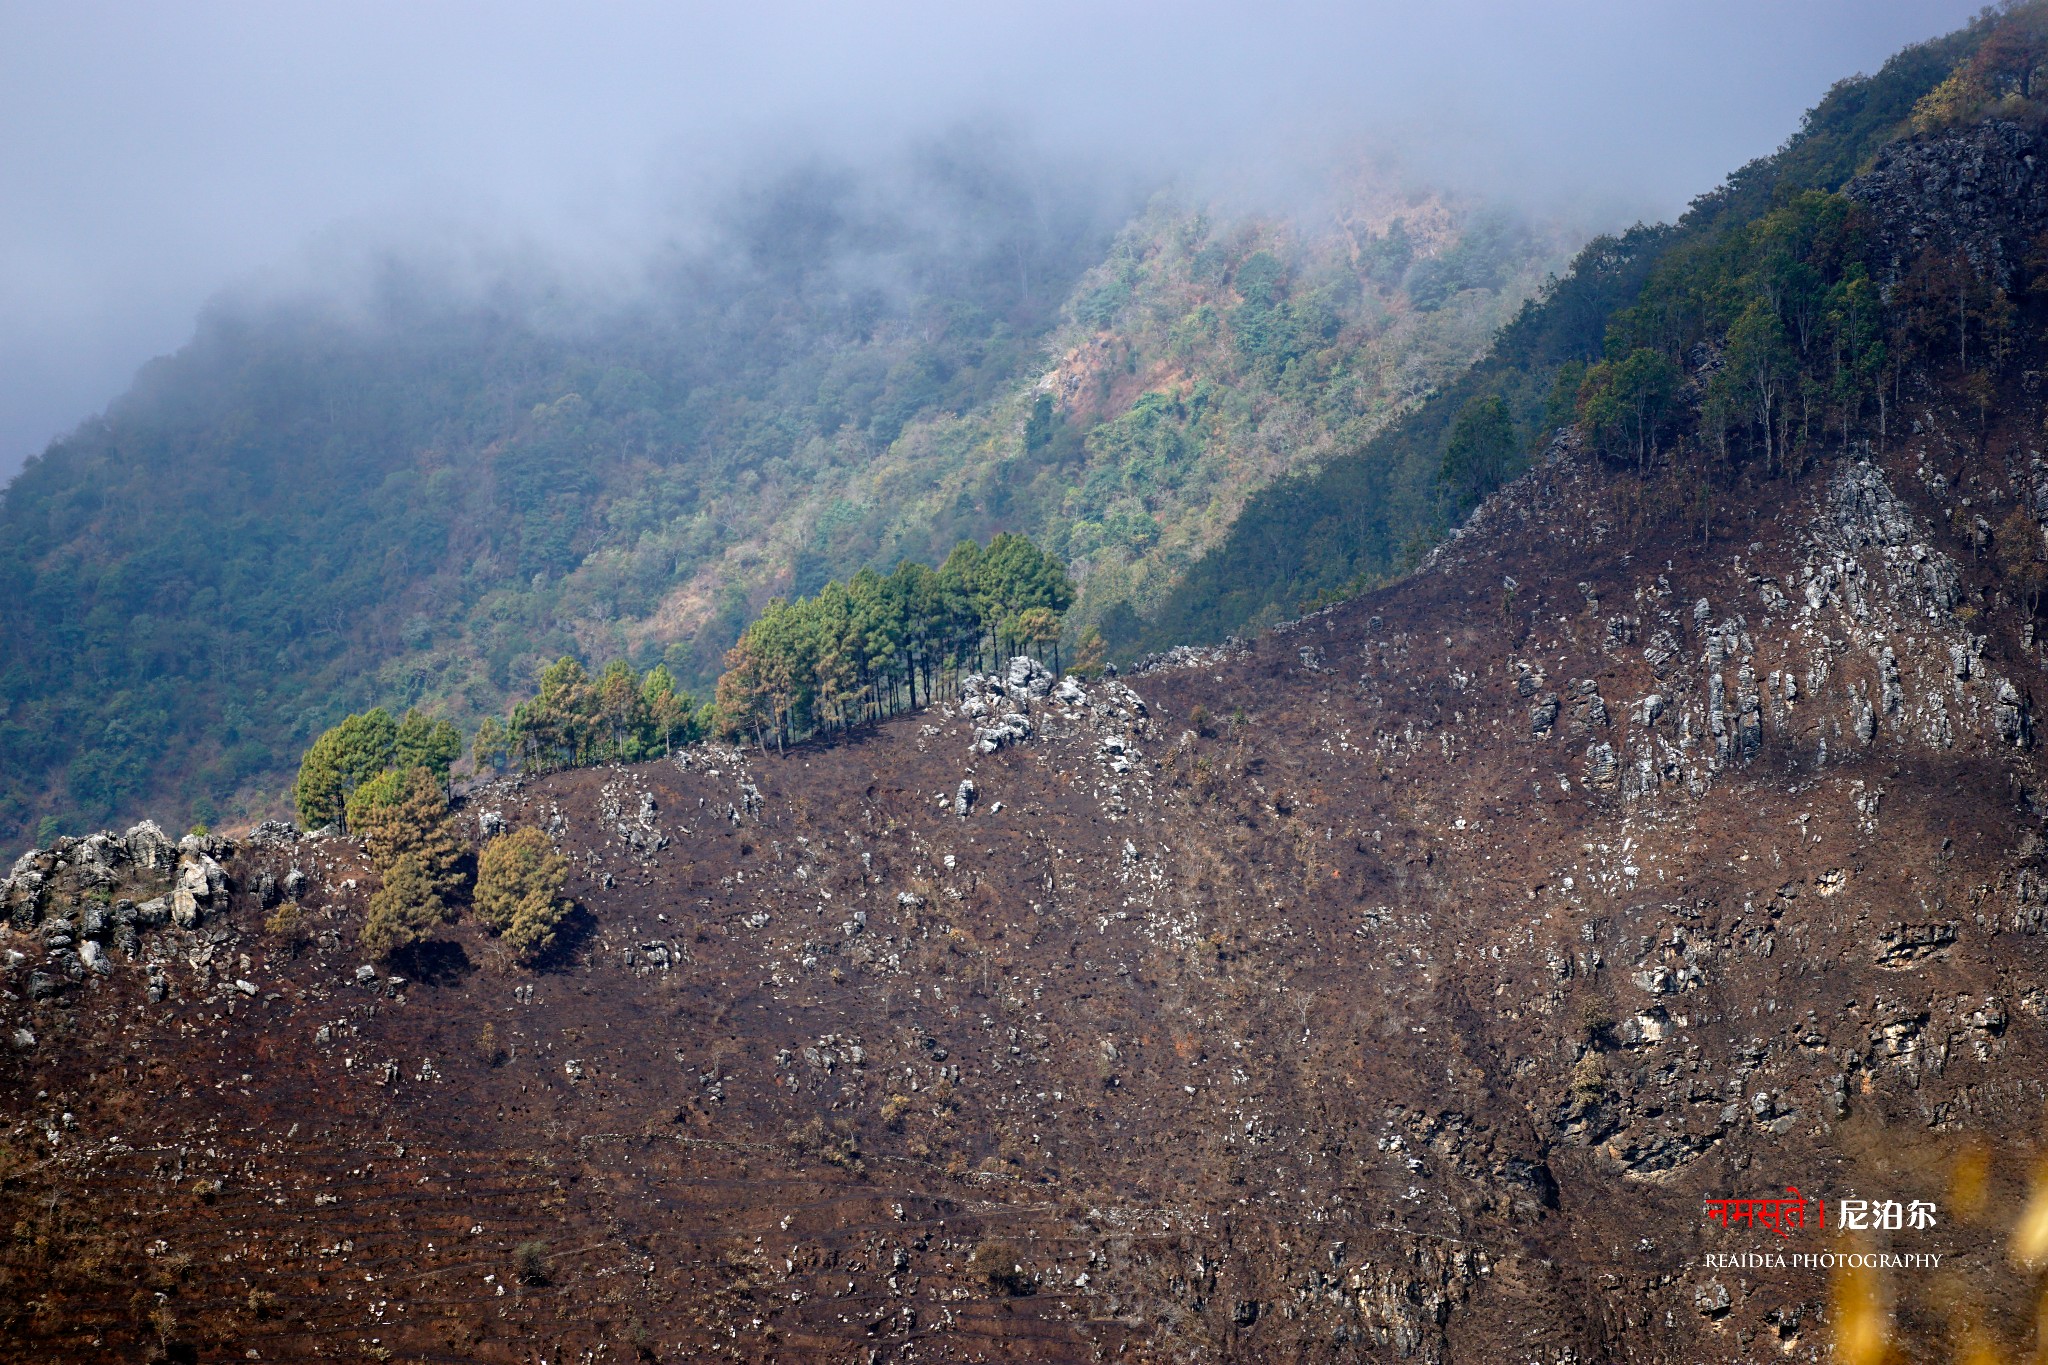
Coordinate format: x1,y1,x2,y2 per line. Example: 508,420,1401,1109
0,0,1984,482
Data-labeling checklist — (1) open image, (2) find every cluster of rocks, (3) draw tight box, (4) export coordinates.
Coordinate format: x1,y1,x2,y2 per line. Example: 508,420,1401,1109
1129,637,1250,675
958,657,1060,754
0,821,264,1007
598,780,669,855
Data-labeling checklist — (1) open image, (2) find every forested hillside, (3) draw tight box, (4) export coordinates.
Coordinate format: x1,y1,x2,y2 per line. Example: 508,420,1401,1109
0,146,1564,848
1146,14,1987,648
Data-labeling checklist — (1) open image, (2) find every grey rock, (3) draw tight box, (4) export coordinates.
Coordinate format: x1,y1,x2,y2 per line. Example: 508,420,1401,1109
1098,680,1148,720
1004,655,1056,699
8,1028,33,1052
170,850,226,928
124,820,176,870
1584,743,1620,791
478,809,506,839
972,712,1033,754
1851,120,2048,291
1878,647,1903,716
954,778,977,817
1643,631,1679,677
1569,680,1608,735
72,832,123,884
2,864,45,928
1530,695,1560,737
1995,679,2032,748
248,820,300,848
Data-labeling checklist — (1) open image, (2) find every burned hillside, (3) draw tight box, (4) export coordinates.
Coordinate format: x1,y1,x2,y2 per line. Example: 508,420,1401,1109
8,370,2048,1361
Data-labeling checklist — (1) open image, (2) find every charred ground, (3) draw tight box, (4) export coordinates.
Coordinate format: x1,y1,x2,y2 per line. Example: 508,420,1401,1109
8,369,2048,1362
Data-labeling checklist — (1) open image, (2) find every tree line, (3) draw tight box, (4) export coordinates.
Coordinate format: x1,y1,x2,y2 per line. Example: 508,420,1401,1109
297,531,1078,815
291,529,1079,956
713,532,1077,751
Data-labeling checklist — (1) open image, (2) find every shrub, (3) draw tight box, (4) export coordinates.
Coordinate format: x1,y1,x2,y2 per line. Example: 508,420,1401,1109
262,901,307,951
474,826,571,966
514,1241,550,1286
474,1021,507,1068
967,1238,1035,1296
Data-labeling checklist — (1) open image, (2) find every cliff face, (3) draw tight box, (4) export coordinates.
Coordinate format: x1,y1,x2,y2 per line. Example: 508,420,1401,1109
10,139,2048,1363
1851,120,2048,286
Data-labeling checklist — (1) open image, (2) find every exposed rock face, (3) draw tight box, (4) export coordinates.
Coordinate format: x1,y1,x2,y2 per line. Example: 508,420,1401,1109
1004,654,1057,698
124,819,176,870
1851,120,2048,287
959,661,1057,753
169,850,224,928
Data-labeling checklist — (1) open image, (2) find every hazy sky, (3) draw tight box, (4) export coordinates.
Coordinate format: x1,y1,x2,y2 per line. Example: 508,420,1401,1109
0,0,1983,481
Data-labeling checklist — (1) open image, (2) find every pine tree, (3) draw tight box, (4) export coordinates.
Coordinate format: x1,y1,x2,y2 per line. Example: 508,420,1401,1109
394,709,464,785
362,856,454,957
292,708,398,832
475,826,571,966
342,767,408,835
356,767,466,956
472,716,512,773
595,660,645,760
641,665,694,755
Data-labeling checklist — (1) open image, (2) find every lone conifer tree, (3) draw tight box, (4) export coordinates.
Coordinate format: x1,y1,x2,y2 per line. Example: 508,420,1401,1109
474,826,571,965
356,767,466,957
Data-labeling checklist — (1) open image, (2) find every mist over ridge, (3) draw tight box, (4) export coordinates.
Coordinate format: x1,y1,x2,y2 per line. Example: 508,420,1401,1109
0,0,1983,481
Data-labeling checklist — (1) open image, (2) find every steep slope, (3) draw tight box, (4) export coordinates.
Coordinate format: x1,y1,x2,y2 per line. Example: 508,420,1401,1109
0,154,1561,852
10,247,2048,1359
15,11,2048,1363
1147,11,1985,649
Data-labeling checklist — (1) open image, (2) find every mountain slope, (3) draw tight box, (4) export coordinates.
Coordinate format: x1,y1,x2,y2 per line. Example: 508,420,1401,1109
7,372,2048,1362
1146,12,1986,649
0,157,1563,851
14,18,2048,1350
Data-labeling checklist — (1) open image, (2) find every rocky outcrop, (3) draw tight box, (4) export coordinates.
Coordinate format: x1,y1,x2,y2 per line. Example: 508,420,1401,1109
1851,120,2048,287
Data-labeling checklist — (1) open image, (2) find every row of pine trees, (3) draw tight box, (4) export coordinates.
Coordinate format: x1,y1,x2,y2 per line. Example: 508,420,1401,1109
294,532,1086,832
713,532,1078,751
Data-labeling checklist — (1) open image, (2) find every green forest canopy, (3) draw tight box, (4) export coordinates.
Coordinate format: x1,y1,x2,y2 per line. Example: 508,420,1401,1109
1143,8,1994,647
8,1,2031,855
